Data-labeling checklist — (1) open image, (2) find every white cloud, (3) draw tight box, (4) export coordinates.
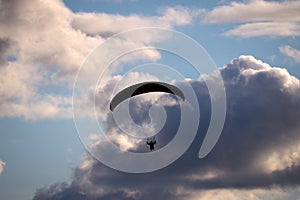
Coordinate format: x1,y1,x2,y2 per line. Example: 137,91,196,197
203,0,300,23
0,0,100,119
72,6,194,37
203,0,300,37
0,160,6,175
224,22,300,37
183,188,287,200
232,55,299,88
261,140,300,173
0,61,73,119
279,45,300,63
0,0,195,120
0,0,100,77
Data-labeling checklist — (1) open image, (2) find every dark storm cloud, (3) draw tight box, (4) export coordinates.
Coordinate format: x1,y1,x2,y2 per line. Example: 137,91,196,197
33,56,300,200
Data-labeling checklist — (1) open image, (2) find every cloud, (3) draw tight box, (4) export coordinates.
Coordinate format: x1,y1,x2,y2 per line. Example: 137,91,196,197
0,0,99,119
180,188,289,200
202,0,300,37
203,0,300,23
32,55,300,199
0,0,194,120
72,6,194,37
279,45,300,64
0,160,6,175
224,22,300,38
0,61,73,119
0,38,11,65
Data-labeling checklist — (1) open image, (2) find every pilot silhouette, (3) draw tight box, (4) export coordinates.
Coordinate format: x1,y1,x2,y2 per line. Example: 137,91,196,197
146,137,156,151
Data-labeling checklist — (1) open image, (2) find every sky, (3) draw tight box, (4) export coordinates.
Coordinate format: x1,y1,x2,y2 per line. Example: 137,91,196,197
0,0,300,199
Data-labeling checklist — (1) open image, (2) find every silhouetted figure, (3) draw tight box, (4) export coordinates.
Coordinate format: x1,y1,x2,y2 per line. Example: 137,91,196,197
146,137,156,151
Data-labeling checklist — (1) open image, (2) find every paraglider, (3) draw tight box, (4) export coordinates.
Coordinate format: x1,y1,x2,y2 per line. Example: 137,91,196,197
109,81,185,111
146,137,156,151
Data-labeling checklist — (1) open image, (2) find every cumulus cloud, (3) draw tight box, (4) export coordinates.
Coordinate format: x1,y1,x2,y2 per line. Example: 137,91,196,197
0,0,194,120
203,0,300,37
279,45,300,64
33,55,300,199
0,0,98,119
0,160,5,175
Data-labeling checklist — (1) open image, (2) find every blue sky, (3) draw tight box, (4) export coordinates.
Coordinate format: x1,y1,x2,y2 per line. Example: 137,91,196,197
1,0,300,199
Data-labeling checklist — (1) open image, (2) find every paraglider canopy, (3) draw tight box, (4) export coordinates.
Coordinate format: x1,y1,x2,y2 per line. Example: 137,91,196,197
110,81,185,111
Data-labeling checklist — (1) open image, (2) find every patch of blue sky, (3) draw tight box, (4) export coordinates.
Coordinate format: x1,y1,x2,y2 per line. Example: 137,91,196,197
0,118,84,200
63,0,219,15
